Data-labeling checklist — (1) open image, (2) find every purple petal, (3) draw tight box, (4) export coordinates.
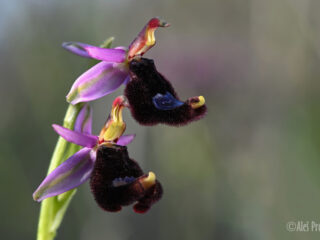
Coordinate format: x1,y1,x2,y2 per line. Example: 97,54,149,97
85,46,126,62
66,62,129,104
33,148,94,201
62,42,126,62
52,124,98,148
117,134,136,146
74,104,93,134
123,75,130,85
115,46,128,51
62,42,92,58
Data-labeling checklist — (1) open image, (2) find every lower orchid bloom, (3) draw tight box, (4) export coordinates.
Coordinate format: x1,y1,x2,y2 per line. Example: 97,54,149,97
33,96,162,213
63,17,169,105
33,96,134,202
91,144,163,213
125,58,207,126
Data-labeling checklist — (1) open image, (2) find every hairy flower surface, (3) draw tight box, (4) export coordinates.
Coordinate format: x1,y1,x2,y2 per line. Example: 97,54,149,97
63,17,169,104
125,58,207,126
33,96,162,213
91,144,162,213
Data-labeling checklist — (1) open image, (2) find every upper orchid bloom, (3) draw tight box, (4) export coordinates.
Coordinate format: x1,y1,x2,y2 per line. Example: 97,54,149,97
33,96,135,202
125,58,207,126
63,17,169,105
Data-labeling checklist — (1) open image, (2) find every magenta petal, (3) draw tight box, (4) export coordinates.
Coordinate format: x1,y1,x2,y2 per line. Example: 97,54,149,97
33,148,94,201
66,62,129,104
52,124,98,148
74,104,93,134
123,75,130,85
62,42,126,62
62,42,92,58
85,46,126,62
116,134,136,146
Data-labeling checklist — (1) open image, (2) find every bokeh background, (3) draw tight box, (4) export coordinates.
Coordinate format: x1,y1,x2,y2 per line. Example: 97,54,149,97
1,0,320,239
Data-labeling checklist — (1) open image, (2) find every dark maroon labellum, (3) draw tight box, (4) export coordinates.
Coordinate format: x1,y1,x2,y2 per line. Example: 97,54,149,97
90,144,163,213
125,58,207,126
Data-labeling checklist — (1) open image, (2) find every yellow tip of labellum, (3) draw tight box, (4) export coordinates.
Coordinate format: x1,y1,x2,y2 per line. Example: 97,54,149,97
190,96,205,109
140,172,156,189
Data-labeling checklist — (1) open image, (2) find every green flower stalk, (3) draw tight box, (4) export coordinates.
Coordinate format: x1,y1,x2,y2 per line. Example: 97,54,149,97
36,103,85,240
34,37,134,240
35,37,118,240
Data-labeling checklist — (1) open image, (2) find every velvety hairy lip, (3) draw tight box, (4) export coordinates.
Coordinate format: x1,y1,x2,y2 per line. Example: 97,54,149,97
90,144,163,213
125,58,207,126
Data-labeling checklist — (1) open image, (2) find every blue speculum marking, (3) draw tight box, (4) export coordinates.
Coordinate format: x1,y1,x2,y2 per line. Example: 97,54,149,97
152,92,184,110
112,176,136,187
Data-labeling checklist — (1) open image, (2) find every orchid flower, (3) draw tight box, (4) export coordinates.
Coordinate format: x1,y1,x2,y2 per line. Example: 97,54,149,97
125,58,207,126
91,144,163,213
33,96,135,202
33,96,162,213
63,17,169,105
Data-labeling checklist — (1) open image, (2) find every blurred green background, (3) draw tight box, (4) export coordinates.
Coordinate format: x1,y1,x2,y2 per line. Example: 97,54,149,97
1,0,320,239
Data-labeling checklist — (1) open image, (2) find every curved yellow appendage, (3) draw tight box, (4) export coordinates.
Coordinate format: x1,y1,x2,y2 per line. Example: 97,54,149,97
99,96,127,143
102,120,125,142
145,28,156,47
128,17,170,60
145,18,169,47
191,96,205,109
140,172,156,189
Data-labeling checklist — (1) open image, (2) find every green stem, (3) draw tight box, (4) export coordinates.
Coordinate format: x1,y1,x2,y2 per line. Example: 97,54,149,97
36,103,83,240
36,36,114,240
